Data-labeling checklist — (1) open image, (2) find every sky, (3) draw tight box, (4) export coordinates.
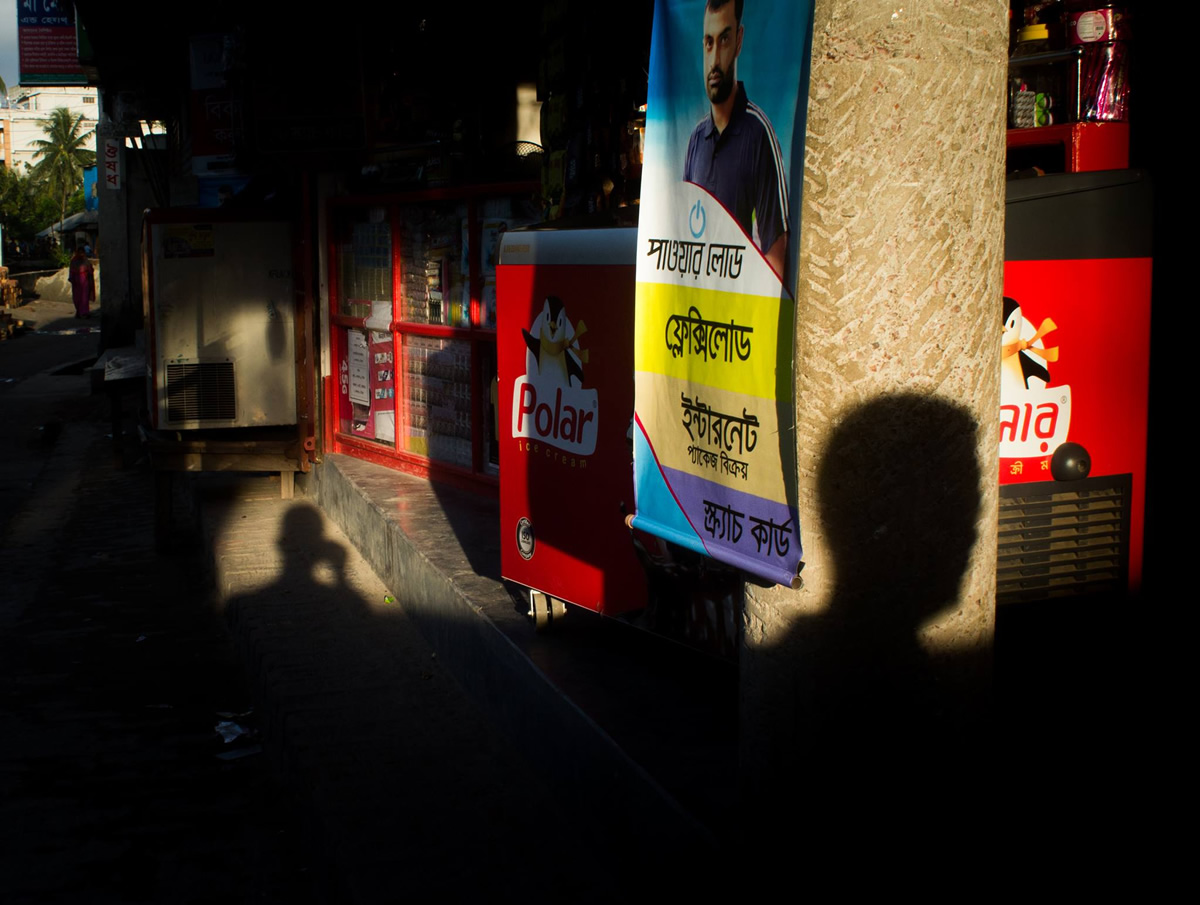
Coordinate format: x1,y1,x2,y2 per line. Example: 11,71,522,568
1,0,19,92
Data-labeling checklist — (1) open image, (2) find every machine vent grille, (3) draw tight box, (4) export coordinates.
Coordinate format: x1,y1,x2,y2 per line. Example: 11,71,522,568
997,474,1131,605
165,362,236,423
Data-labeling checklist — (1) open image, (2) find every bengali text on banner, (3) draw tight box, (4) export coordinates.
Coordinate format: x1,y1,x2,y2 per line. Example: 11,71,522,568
632,0,813,587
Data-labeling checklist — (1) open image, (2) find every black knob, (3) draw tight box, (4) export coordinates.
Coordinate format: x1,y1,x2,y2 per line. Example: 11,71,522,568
1051,442,1091,482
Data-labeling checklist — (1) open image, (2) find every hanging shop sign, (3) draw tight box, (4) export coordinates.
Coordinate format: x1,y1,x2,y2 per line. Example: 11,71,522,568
82,166,98,210
103,139,121,190
631,0,813,587
189,35,244,178
17,1,86,86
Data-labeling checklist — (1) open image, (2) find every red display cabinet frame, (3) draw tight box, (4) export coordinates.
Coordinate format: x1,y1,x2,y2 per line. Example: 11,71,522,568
325,182,537,492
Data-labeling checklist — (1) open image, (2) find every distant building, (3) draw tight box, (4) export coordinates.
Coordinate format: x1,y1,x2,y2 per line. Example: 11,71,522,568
0,85,99,171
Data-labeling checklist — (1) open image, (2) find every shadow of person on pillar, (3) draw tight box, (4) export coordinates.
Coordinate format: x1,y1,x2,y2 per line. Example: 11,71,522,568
748,393,990,841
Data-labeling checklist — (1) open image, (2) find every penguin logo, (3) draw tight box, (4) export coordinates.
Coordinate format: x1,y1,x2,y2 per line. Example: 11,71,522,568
1002,296,1058,393
513,294,600,455
689,199,706,239
521,295,588,389
999,295,1078,475
516,517,535,560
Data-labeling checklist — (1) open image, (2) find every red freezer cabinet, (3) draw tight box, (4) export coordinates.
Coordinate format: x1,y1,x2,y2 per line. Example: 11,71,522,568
999,169,1152,604
496,228,649,626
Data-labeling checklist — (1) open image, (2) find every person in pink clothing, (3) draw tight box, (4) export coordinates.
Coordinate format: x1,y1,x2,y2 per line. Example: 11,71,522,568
68,246,95,319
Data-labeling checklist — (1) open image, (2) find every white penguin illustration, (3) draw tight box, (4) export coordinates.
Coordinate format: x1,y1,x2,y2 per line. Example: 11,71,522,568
1002,296,1058,396
522,295,588,389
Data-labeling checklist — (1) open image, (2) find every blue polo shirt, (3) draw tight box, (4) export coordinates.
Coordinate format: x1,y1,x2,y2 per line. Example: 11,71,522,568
683,82,788,257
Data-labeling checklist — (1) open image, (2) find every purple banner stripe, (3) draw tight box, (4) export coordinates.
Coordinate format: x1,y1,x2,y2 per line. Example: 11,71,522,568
660,464,802,585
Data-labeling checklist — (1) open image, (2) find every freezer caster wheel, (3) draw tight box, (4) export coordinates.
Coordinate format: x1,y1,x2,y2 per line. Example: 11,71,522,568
529,591,568,633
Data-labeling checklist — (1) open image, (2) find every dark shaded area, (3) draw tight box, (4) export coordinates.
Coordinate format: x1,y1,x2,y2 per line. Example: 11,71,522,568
73,1,652,185
0,325,98,381
0,359,311,903
212,493,625,902
743,393,990,849
365,457,742,851
1134,7,1184,607
811,393,987,741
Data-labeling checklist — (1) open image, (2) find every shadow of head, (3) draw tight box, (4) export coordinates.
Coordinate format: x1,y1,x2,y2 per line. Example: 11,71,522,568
279,503,347,585
817,393,982,631
745,396,988,808
279,504,325,549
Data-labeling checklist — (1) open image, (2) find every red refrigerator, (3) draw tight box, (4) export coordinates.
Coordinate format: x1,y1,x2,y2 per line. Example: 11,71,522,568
999,169,1153,603
497,228,648,626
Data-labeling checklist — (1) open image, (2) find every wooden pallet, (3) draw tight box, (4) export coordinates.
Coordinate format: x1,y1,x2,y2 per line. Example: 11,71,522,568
1,279,22,308
145,427,308,551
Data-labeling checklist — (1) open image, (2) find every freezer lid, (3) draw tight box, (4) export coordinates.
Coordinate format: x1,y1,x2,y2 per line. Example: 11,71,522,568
498,227,638,267
1005,169,1153,261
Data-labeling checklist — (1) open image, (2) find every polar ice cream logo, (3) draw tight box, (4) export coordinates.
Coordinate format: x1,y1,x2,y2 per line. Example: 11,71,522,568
999,296,1071,459
512,295,599,456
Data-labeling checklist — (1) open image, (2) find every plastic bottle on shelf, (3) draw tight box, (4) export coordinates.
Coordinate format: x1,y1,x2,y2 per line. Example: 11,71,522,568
1009,23,1061,128
1064,3,1130,121
1022,0,1062,28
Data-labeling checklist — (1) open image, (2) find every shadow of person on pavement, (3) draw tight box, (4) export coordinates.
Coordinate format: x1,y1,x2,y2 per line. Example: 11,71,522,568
224,501,365,623
222,504,371,734
214,494,618,901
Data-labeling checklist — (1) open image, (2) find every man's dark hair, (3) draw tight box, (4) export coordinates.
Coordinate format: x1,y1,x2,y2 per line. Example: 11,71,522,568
706,0,743,24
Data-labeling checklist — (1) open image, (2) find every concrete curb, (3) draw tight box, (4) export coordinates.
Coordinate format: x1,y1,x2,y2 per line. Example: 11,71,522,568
312,453,716,857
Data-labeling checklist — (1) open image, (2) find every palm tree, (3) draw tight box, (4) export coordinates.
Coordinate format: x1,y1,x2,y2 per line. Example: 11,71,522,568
30,107,96,240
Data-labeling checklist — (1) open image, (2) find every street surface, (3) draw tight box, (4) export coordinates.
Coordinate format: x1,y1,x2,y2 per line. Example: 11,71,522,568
1,296,1159,898
1,299,318,902
0,299,619,903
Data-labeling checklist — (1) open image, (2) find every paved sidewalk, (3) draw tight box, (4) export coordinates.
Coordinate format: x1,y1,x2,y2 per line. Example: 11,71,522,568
0,317,621,902
0,369,313,903
202,477,619,903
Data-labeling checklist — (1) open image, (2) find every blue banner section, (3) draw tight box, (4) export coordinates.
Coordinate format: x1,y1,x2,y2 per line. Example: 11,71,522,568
660,462,801,583
83,167,98,211
633,417,704,548
644,0,804,176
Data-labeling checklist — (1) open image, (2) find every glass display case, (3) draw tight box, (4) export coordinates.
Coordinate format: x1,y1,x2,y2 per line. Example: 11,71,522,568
328,184,537,485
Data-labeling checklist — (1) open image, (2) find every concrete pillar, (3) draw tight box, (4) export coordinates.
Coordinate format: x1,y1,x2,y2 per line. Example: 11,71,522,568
95,112,138,348
740,0,1007,845
95,97,181,349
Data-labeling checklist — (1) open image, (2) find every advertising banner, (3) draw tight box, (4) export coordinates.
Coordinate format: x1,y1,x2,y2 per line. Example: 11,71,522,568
189,35,244,177
103,139,121,190
82,166,98,211
632,0,813,587
17,1,85,86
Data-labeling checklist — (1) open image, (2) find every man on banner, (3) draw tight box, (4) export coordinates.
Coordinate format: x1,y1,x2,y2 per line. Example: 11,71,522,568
683,0,789,279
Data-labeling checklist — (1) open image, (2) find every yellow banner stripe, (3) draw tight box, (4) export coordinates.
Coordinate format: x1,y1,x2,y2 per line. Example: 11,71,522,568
635,282,794,399
635,371,790,500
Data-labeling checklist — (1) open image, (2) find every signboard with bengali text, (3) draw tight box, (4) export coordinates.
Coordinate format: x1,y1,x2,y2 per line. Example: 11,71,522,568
632,0,813,587
17,1,86,86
